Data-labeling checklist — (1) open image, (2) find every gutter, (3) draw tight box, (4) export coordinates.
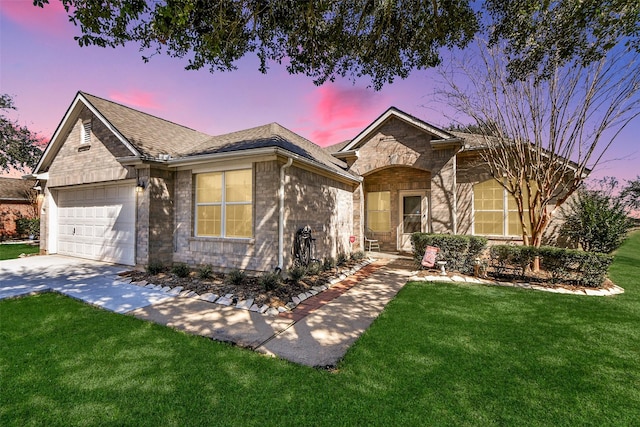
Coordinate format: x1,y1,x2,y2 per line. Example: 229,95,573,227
277,157,294,271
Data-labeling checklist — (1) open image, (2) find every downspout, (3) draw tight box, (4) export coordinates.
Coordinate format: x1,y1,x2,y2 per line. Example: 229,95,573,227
452,154,457,235
277,157,293,270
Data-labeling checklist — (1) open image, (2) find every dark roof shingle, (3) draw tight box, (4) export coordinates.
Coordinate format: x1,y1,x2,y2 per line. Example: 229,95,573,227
0,178,36,201
81,92,211,158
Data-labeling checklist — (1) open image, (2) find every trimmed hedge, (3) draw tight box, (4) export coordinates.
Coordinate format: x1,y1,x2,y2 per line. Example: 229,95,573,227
411,233,488,274
490,244,613,287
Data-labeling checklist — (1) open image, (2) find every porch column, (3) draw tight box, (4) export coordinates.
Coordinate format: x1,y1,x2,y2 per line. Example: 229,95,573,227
430,157,456,234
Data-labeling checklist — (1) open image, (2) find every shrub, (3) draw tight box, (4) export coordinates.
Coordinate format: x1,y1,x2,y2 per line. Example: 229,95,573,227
561,182,632,253
15,218,40,238
306,261,322,276
336,252,348,266
490,245,536,278
259,272,281,291
411,233,487,273
146,261,164,275
322,256,336,271
288,265,307,284
198,264,213,279
171,263,190,278
225,269,247,286
350,250,365,261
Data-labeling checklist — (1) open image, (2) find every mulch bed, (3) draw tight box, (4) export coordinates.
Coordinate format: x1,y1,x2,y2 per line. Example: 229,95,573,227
119,262,363,308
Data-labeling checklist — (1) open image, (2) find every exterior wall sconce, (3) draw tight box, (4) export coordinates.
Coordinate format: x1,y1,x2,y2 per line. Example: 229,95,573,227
135,180,146,193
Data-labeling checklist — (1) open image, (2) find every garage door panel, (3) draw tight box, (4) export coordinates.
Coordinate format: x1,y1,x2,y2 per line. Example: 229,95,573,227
57,184,135,265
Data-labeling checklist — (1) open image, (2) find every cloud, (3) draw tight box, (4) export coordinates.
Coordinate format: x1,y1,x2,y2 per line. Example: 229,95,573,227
0,1,72,37
109,90,163,111
301,85,387,146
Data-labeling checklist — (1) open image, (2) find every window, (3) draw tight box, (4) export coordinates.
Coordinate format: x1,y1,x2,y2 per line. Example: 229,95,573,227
195,169,253,238
81,120,91,144
473,179,531,236
367,191,391,232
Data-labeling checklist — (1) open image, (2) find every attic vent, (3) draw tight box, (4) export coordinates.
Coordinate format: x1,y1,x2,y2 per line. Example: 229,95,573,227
81,120,91,144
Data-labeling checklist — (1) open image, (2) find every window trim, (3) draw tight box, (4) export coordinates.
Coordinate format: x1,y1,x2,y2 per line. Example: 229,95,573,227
194,169,253,239
472,179,529,237
366,190,391,233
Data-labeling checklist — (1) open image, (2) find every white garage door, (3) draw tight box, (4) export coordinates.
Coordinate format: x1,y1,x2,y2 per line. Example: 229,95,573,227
57,183,136,265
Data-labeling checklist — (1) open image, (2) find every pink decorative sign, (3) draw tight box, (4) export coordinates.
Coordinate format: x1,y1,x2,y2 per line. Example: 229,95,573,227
421,246,439,268
349,235,356,243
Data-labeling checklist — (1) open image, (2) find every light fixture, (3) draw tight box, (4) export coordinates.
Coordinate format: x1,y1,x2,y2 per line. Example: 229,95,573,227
135,179,146,193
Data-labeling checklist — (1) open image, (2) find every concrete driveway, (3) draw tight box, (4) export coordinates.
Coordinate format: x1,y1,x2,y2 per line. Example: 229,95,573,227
0,255,174,313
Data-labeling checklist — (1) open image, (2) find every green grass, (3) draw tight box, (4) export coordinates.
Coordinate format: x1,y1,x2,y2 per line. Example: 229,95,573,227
2,232,640,426
0,243,39,260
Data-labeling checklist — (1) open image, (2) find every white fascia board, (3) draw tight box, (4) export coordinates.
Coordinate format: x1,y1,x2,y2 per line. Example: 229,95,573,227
342,107,455,152
33,93,141,173
169,147,361,184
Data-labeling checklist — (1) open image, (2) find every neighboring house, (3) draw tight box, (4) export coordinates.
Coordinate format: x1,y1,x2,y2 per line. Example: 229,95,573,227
31,91,559,270
0,177,37,240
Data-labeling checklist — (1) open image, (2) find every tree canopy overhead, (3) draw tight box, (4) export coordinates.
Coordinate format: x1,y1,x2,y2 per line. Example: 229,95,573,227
33,0,478,89
486,0,640,79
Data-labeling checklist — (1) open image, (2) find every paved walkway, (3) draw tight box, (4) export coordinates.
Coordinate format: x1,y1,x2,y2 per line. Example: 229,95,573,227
4,254,618,367
0,255,414,367
129,260,414,367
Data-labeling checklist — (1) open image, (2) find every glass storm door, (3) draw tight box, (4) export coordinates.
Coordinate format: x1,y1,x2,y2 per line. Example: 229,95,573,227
399,193,427,252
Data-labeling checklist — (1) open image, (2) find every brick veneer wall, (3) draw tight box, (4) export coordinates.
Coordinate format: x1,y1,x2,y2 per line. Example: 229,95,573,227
283,165,355,264
173,161,280,272
46,109,134,188
172,160,355,273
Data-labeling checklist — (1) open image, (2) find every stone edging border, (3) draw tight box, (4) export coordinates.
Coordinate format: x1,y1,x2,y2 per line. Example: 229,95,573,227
122,258,376,316
408,273,625,296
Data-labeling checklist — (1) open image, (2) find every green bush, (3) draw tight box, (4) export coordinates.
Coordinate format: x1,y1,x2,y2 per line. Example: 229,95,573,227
350,250,365,261
259,272,281,291
336,252,348,266
490,245,536,278
146,261,164,275
538,246,613,287
288,265,307,284
225,269,247,286
15,218,40,238
198,264,213,279
561,183,632,253
489,245,613,287
171,263,190,278
306,261,322,276
322,257,336,271
411,233,488,273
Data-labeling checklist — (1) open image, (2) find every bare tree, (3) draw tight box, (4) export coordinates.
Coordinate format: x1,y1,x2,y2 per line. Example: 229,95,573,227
437,42,640,248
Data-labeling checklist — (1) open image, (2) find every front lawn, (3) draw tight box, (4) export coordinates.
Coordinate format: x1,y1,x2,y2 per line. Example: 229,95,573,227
0,243,39,260
1,232,639,426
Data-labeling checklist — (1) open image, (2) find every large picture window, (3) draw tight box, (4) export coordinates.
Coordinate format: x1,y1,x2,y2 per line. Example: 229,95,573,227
473,179,531,237
367,191,391,232
195,169,253,238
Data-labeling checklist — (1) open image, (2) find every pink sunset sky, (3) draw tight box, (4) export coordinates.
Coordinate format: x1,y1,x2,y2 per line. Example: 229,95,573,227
1,1,638,183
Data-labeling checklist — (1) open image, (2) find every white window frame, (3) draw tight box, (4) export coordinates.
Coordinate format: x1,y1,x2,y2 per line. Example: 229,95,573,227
472,179,527,237
366,191,391,233
194,169,253,239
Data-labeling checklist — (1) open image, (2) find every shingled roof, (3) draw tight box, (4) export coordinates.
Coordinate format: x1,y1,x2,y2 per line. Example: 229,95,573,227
0,178,35,201
188,123,348,174
78,93,350,175
81,92,211,158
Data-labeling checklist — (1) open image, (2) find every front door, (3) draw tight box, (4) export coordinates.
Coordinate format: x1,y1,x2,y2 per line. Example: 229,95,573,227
398,192,427,252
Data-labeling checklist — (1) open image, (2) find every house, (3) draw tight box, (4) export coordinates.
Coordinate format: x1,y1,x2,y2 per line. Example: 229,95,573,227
31,91,553,270
0,177,38,240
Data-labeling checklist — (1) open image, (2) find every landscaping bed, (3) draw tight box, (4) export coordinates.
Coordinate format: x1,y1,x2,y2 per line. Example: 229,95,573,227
119,255,369,308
